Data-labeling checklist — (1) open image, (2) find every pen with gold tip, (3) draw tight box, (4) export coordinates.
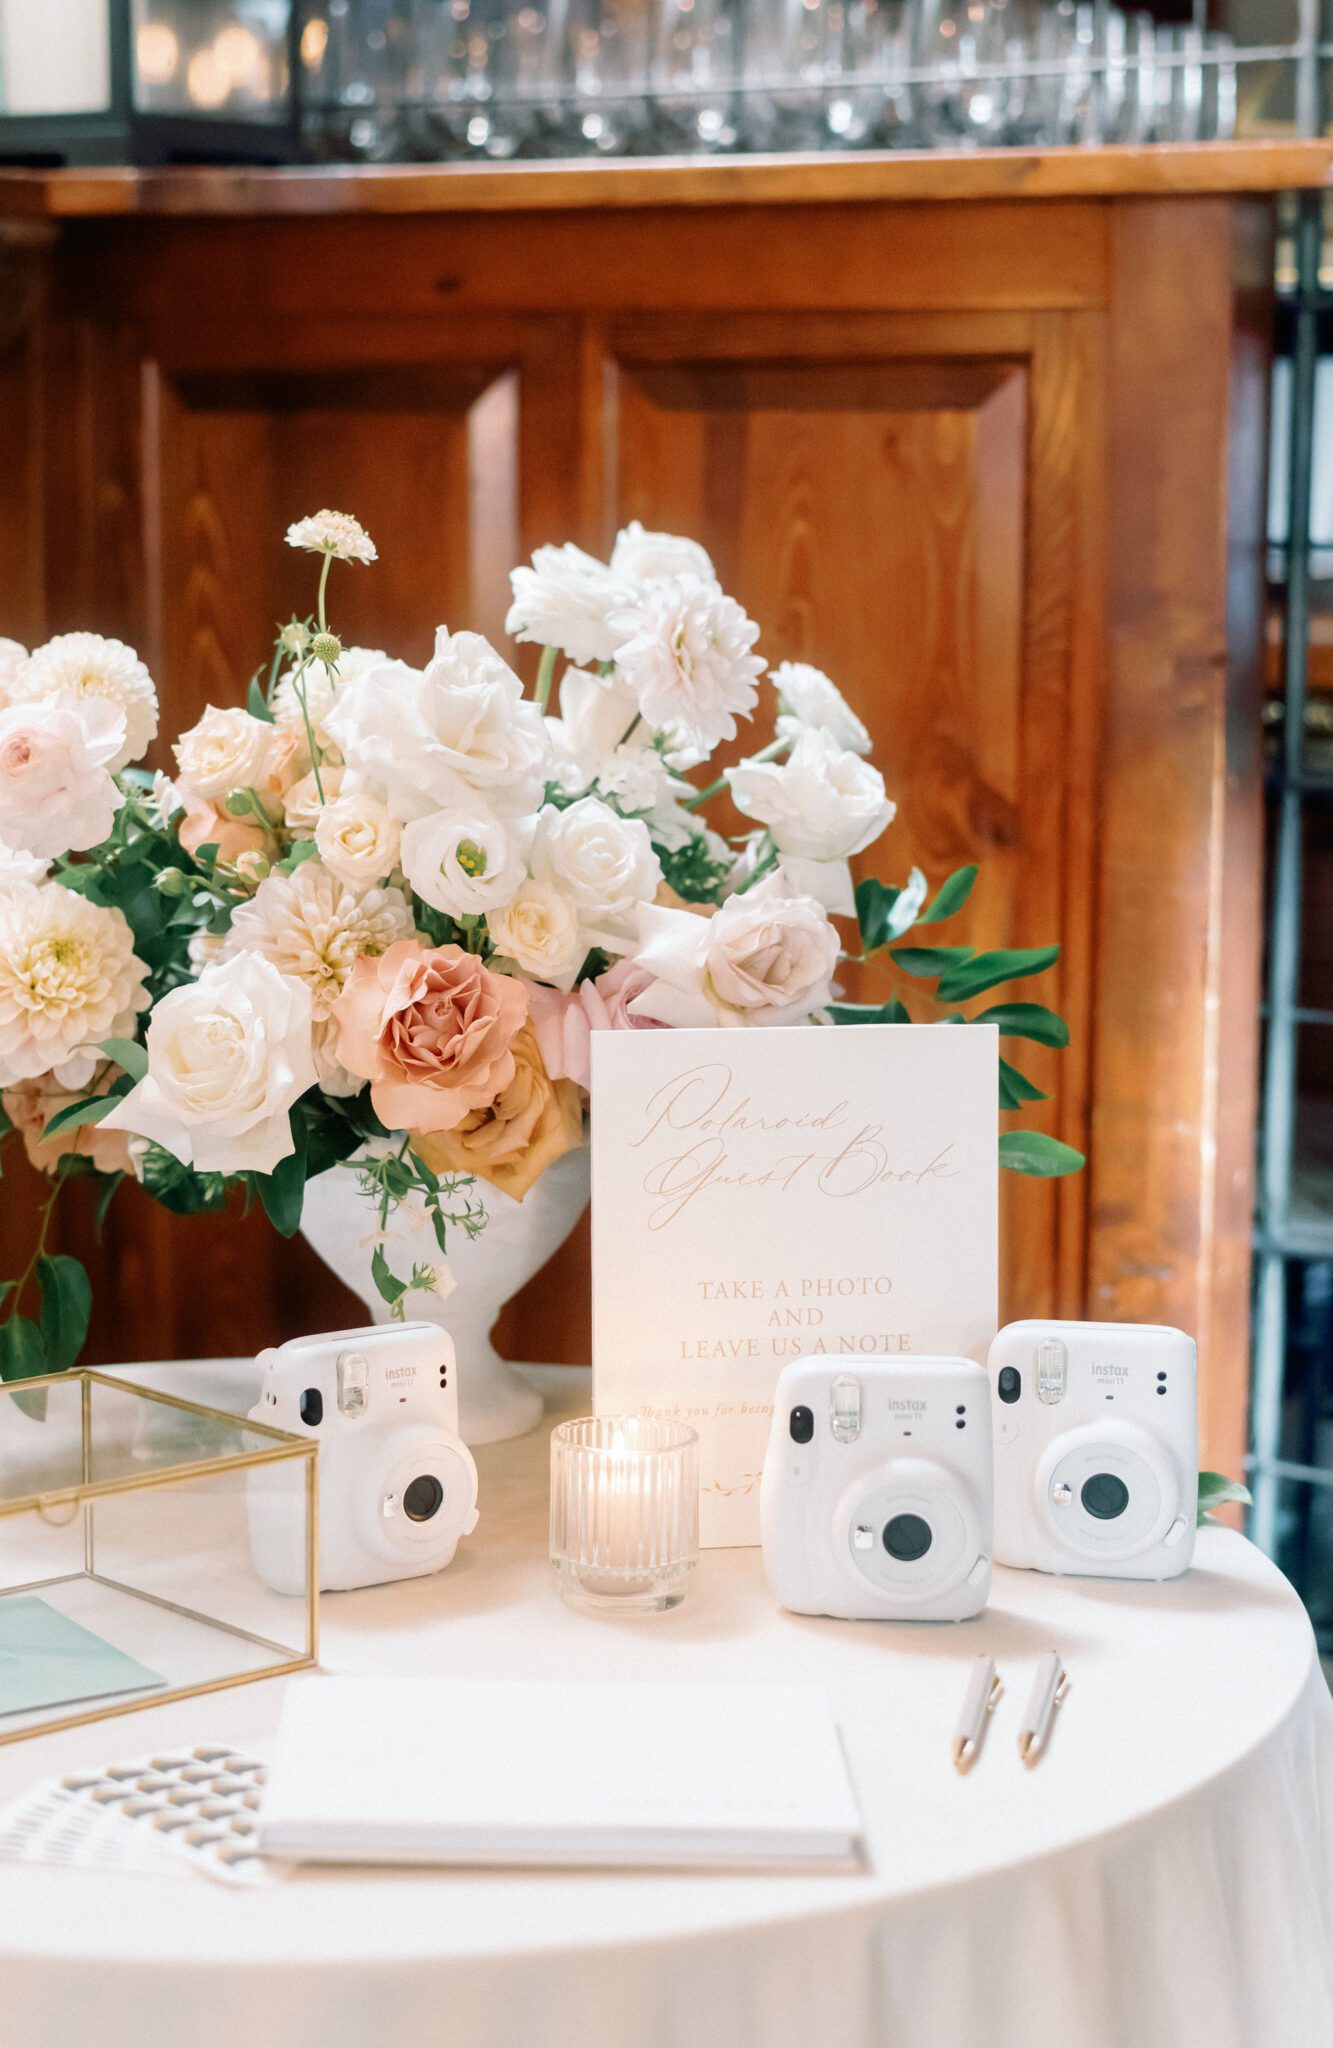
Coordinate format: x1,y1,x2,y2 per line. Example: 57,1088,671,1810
1019,1651,1070,1766
952,1657,1002,1772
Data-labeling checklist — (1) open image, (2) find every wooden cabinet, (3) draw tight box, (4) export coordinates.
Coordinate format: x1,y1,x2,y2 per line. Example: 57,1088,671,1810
0,144,1326,1472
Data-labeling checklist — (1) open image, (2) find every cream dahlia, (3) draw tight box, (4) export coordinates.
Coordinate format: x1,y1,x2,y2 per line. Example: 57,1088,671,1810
14,633,158,771
0,881,149,1088
607,575,763,757
285,510,377,564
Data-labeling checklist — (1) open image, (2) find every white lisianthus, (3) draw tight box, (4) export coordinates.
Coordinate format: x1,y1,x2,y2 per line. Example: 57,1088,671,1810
174,705,276,803
610,521,715,587
0,881,149,1087
314,792,401,889
526,795,662,955
13,633,159,771
322,631,550,823
0,640,26,708
771,661,872,756
607,575,763,758
630,878,838,1029
284,509,377,564
102,953,318,1176
726,726,894,861
271,644,387,759
221,861,415,1093
486,877,586,988
544,666,684,818
0,698,125,858
505,543,632,667
400,806,524,920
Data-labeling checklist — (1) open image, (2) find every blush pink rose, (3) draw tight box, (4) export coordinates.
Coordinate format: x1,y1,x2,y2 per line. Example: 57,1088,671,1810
332,940,528,1135
177,787,268,864
527,956,666,1091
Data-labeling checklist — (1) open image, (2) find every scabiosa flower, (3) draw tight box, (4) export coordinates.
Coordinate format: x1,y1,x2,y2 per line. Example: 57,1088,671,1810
284,509,378,564
0,881,149,1088
14,633,158,771
607,575,763,759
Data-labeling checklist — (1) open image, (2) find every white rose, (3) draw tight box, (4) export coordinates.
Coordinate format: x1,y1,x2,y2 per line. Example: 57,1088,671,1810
610,522,714,586
630,879,838,1028
726,726,894,862
102,953,318,1177
0,881,149,1087
323,632,550,823
314,792,401,889
271,644,387,759
771,661,872,756
486,877,586,988
527,795,662,954
0,698,125,859
400,806,524,920
505,543,633,666
281,762,345,840
607,575,764,759
174,705,275,802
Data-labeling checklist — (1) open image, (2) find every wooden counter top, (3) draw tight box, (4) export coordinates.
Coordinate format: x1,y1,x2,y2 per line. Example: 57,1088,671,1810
0,139,1327,219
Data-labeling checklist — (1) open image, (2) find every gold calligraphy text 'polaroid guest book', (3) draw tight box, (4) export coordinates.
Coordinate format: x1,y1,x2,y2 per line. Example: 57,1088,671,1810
591,1024,998,1545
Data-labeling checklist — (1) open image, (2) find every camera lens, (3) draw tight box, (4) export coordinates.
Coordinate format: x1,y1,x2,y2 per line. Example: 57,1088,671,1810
1080,1471,1130,1521
403,1473,444,1523
882,1512,933,1562
298,1387,323,1427
789,1405,815,1445
997,1367,1021,1404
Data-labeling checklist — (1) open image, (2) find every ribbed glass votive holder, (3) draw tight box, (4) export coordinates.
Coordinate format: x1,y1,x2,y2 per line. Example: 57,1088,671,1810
549,1416,699,1613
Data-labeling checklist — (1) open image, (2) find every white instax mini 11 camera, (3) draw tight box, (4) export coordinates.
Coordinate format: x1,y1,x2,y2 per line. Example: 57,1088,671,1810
761,1357,993,1622
988,1320,1197,1580
247,1323,479,1594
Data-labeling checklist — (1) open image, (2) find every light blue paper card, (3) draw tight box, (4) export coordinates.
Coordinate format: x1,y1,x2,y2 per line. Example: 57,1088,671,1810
0,1595,167,1718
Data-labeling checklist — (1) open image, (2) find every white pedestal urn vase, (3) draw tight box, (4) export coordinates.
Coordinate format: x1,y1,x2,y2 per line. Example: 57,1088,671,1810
298,1142,591,1446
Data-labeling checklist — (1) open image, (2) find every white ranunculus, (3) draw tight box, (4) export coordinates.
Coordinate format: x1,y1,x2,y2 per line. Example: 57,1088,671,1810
726,725,894,862
630,879,838,1029
0,881,149,1087
314,791,401,889
0,698,125,859
486,877,586,988
400,806,524,920
771,661,872,756
505,543,633,667
14,633,159,771
174,705,276,803
322,632,550,823
0,640,27,709
526,794,662,954
607,574,764,759
102,953,318,1176
610,522,715,587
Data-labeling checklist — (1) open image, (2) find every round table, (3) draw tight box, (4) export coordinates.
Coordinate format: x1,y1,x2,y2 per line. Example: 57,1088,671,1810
3,1363,1331,2048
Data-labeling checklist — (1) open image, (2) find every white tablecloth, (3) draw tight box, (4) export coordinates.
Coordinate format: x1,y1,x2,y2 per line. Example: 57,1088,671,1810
3,1363,1331,2048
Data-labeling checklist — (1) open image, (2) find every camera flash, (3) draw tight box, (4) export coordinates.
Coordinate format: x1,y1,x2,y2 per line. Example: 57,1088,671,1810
337,1350,370,1417
830,1376,862,1443
1035,1337,1067,1406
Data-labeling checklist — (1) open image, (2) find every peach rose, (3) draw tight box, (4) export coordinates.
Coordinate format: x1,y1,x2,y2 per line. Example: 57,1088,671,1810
3,1064,133,1176
177,787,268,865
412,1024,584,1202
332,940,527,1135
527,956,666,1091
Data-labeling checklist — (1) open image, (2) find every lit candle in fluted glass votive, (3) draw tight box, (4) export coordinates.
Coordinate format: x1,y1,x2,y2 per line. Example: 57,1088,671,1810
550,1416,699,1613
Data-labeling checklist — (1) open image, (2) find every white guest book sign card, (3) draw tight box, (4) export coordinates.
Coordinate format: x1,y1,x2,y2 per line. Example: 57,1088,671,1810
592,1024,998,1545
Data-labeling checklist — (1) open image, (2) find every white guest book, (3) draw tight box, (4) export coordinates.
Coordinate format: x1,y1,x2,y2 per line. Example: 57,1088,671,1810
260,1677,864,1870
592,1024,998,1545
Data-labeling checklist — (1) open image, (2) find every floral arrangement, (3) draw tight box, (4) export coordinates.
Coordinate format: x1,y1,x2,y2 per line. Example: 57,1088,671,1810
0,512,1080,1382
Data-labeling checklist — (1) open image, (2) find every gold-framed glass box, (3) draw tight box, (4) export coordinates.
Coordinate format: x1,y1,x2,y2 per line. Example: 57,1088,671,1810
0,1371,317,1746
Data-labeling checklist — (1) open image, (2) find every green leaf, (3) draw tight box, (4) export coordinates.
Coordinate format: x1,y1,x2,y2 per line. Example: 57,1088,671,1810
93,1171,124,1241
0,1282,13,1313
36,1254,91,1374
41,1094,119,1140
999,1056,1050,1110
936,945,1060,1004
827,998,912,1026
371,1243,408,1307
247,670,276,724
888,945,974,980
998,1130,1086,1177
1197,1471,1252,1525
916,864,978,926
251,1117,308,1239
973,1002,1071,1050
0,1314,48,1383
98,1037,148,1082
855,877,904,953
275,839,318,875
